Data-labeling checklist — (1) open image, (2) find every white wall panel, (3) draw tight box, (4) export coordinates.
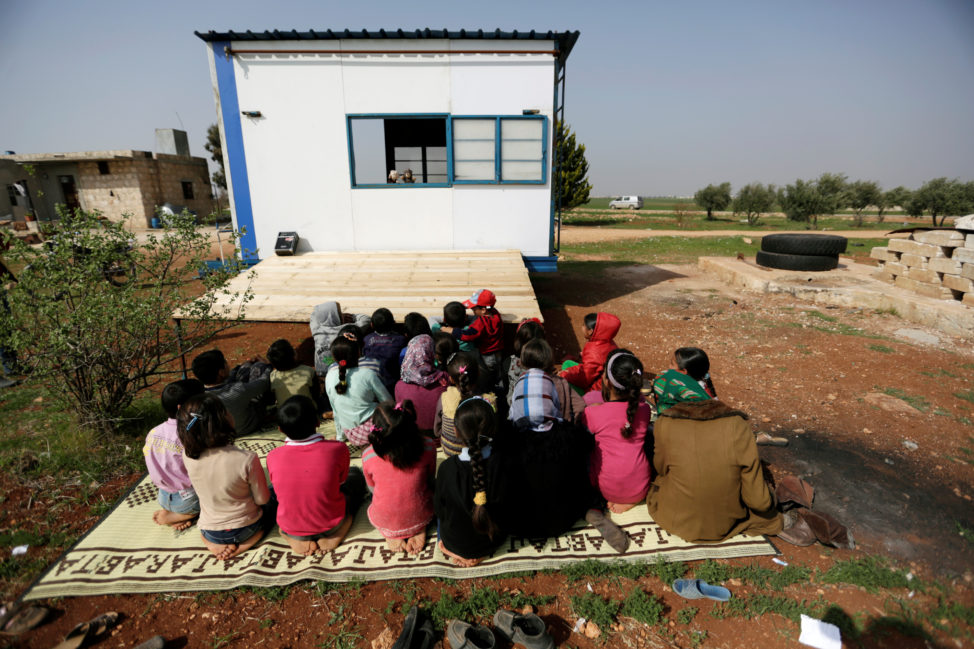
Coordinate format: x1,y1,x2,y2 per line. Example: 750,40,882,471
452,186,551,257
350,189,454,249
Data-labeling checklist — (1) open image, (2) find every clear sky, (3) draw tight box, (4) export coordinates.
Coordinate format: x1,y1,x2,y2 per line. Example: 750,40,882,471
2,0,972,196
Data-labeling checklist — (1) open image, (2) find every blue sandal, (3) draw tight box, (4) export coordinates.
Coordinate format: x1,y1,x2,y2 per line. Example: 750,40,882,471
672,579,732,602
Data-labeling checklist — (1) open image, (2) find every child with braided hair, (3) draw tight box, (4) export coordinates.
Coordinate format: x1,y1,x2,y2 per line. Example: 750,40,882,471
434,396,508,566
362,400,437,555
582,349,654,514
325,332,391,445
433,352,496,456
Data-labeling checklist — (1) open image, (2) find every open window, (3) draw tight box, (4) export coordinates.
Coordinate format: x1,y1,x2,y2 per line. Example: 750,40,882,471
348,114,546,187
349,116,448,186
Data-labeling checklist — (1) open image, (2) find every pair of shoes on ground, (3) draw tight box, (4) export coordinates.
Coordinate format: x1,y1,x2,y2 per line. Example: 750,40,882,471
778,508,855,549
774,476,854,549
447,609,554,649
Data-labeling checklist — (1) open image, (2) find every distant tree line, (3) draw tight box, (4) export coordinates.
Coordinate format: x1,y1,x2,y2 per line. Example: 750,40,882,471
692,175,974,228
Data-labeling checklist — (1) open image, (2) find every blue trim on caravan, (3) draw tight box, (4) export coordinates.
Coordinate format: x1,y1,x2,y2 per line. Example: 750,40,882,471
212,41,258,260
523,255,558,273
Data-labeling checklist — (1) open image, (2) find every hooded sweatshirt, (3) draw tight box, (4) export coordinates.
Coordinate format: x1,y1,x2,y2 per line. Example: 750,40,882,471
561,312,621,392
310,301,372,375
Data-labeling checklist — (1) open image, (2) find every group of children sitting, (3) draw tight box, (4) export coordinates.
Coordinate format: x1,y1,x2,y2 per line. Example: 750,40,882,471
144,288,783,564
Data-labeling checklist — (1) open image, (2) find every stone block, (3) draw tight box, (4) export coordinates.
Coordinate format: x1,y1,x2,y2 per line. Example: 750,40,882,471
963,264,974,281
942,274,974,293
887,238,946,257
915,283,955,300
895,275,920,292
929,257,964,274
964,292,974,307
913,230,965,246
869,246,891,261
899,253,928,268
884,261,906,276
953,247,974,264
905,267,941,284
967,233,974,248
873,269,895,283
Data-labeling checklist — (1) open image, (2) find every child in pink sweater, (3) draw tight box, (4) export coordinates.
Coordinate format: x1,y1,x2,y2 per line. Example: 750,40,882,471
581,349,653,514
362,400,437,555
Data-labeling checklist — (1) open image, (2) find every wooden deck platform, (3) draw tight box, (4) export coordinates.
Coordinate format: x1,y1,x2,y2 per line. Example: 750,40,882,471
183,249,543,323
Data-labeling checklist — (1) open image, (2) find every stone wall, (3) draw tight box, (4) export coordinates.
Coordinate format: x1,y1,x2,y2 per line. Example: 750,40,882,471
871,230,974,307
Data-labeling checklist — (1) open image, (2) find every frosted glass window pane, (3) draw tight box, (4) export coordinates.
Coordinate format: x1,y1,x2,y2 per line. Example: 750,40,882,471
500,140,542,159
500,118,543,181
453,119,496,181
501,119,543,140
454,119,495,140
454,140,495,159
456,161,496,180
501,161,543,181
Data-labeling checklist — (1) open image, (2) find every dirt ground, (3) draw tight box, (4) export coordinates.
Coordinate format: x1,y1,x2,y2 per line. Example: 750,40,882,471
3,244,974,648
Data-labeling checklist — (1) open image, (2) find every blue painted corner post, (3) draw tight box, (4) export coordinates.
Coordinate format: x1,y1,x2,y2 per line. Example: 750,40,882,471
212,41,258,261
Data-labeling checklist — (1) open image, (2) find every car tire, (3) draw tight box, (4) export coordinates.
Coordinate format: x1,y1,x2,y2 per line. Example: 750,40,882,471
755,250,839,271
761,233,848,256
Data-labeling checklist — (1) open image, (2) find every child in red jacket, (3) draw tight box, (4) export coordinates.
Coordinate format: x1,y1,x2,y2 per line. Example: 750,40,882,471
560,312,620,393
442,289,504,386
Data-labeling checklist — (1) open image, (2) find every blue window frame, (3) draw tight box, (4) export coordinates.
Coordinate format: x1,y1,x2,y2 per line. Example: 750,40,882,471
347,114,547,187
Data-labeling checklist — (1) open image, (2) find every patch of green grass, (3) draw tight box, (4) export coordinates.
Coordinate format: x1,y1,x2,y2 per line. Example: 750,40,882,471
562,236,762,265
817,556,912,594
239,584,292,603
957,521,974,546
869,344,894,353
694,559,731,584
881,387,931,413
676,606,699,625
560,559,648,582
259,619,275,629
688,629,708,647
731,564,811,590
318,629,363,649
954,390,974,405
805,310,838,322
730,594,827,623
0,384,153,486
619,588,664,626
873,307,900,317
920,368,956,378
423,586,554,628
646,556,688,584
570,593,619,630
210,632,238,649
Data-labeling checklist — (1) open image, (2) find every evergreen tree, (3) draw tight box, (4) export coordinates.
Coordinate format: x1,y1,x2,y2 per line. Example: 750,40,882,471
556,121,592,209
204,123,227,190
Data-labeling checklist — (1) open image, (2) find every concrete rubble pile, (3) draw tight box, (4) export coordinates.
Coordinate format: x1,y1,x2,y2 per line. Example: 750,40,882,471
871,226,974,306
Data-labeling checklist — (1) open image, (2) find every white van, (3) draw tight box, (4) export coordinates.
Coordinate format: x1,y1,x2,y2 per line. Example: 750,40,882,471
609,195,643,210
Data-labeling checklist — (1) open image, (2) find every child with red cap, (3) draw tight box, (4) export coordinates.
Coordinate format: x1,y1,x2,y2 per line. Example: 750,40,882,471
440,289,504,387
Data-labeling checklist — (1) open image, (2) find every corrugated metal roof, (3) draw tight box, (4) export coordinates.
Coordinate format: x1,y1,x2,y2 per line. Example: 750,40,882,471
194,28,579,60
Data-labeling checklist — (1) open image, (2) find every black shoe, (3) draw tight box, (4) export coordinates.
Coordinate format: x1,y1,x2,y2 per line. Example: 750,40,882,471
392,606,419,649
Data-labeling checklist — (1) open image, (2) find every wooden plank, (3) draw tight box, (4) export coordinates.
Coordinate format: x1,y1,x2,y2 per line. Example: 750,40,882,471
175,249,543,323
